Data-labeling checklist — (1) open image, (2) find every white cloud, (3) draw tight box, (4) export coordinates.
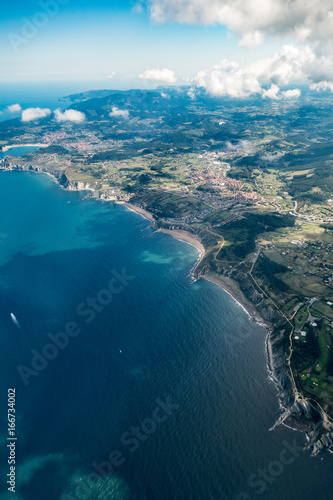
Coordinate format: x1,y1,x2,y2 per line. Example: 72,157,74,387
261,86,301,100
226,140,253,152
282,88,301,99
192,44,333,98
261,153,278,162
54,109,86,123
187,87,196,99
147,0,333,51
7,104,21,113
194,59,262,98
105,72,116,79
133,1,144,13
138,68,177,83
145,1,333,94
310,81,333,92
21,107,51,122
109,107,129,119
160,92,170,98
239,31,264,49
250,45,311,86
261,84,281,100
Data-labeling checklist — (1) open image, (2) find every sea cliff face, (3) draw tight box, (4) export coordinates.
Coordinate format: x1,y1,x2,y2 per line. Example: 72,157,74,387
0,160,125,201
206,264,333,455
230,269,285,324
267,329,333,455
58,173,91,191
0,160,93,193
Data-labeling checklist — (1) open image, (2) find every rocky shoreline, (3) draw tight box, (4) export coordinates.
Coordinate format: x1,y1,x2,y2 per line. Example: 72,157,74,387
266,330,333,455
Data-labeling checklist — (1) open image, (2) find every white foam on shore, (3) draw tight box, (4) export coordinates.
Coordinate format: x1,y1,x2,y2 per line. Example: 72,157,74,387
202,276,259,323
123,204,149,221
121,203,155,224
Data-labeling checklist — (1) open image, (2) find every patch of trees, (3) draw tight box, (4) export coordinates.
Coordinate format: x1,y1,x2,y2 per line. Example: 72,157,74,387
217,213,295,261
137,174,151,184
288,165,333,200
229,167,253,179
33,145,68,155
327,350,333,376
293,325,320,372
256,254,290,292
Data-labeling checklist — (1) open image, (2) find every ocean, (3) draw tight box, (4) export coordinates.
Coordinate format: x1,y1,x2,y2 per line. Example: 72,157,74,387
0,170,332,500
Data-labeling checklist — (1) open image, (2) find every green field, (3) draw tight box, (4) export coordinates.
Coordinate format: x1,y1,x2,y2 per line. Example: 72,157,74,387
310,301,333,320
293,305,309,330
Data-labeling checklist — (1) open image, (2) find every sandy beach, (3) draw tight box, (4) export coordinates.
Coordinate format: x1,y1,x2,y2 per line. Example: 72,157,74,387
132,214,264,326
157,228,205,254
201,274,266,325
157,226,263,324
122,202,156,223
2,143,48,152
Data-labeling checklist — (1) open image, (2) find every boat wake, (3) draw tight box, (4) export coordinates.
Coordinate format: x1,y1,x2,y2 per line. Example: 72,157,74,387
11,313,24,333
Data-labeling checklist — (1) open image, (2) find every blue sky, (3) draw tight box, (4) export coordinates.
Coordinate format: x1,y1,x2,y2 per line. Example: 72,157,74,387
1,0,332,100
0,0,285,85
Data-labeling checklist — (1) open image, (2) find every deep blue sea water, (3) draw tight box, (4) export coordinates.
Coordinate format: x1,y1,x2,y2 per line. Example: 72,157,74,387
0,171,332,500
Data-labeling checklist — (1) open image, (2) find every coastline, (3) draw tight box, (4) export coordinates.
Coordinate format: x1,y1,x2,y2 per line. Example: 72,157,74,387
156,228,205,254
121,202,156,223
156,227,205,275
2,143,48,152
200,273,268,326
153,226,267,328
0,166,271,329
3,165,263,328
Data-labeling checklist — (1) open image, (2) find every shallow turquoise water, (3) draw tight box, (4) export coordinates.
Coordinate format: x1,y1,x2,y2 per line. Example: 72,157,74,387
0,146,42,159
